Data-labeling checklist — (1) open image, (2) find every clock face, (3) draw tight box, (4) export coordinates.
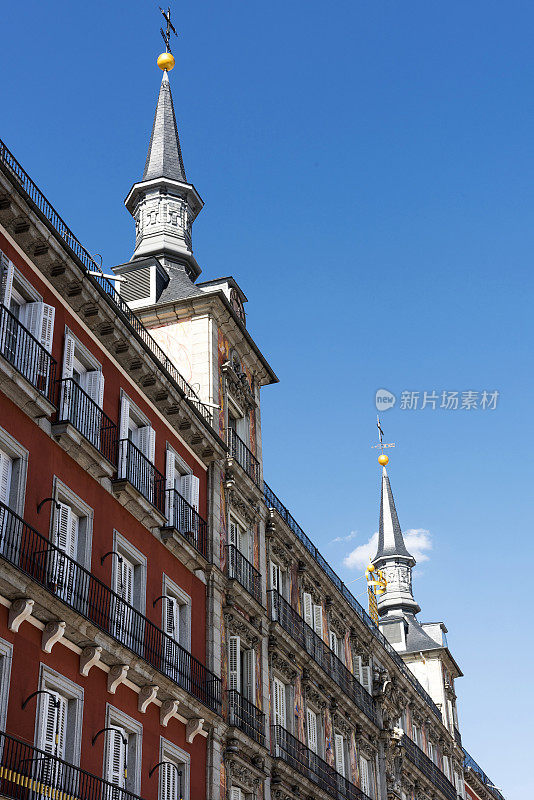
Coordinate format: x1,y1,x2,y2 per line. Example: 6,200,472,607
230,288,246,326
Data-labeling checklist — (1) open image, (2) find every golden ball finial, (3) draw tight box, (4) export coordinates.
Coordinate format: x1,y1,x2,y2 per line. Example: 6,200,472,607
378,453,389,466
157,52,175,71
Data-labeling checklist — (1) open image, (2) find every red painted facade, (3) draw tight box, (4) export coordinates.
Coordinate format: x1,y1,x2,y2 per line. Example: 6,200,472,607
0,229,212,800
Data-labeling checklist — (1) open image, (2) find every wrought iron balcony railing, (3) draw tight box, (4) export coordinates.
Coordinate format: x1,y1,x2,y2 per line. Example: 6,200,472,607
0,502,221,713
0,729,144,800
117,438,165,513
0,303,56,404
227,428,261,486
56,377,117,466
226,544,263,605
263,482,443,723
166,487,210,560
402,734,456,800
463,749,505,800
268,591,378,725
228,690,266,747
271,725,371,800
0,137,214,427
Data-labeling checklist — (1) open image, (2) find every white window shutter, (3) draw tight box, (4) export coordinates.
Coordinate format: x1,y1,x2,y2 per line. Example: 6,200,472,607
230,788,242,800
137,426,154,461
334,734,345,777
303,593,313,627
120,557,134,604
0,450,12,506
162,762,177,800
273,678,286,728
40,304,55,353
55,502,72,552
0,255,14,307
243,648,256,703
62,334,75,379
228,635,241,691
165,449,176,522
359,756,370,795
19,302,44,340
270,561,281,593
313,604,323,638
119,396,130,440
163,596,179,641
354,654,363,684
330,630,337,653
106,727,127,788
181,473,199,511
362,664,372,695
148,427,156,463
228,519,238,547
306,709,318,754
40,691,67,760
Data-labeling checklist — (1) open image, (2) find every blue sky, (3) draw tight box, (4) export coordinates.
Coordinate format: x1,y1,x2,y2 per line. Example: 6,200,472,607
2,1,531,796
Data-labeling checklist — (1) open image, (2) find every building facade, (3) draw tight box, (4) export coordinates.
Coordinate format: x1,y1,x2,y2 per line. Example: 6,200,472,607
0,53,505,800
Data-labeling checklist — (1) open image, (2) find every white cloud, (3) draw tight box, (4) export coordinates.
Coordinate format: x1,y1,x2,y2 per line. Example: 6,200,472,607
343,529,432,571
329,531,359,545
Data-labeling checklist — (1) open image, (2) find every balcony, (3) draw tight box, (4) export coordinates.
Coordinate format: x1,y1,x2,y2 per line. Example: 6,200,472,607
0,502,221,714
0,729,143,800
52,377,117,478
463,749,505,800
402,734,456,800
264,482,444,723
228,690,266,747
112,438,166,526
268,591,378,725
163,487,210,561
227,428,261,487
226,544,263,606
0,303,56,417
271,725,371,800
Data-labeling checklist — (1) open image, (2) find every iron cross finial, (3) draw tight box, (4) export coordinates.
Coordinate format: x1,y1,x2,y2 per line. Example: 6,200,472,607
160,6,178,53
372,415,396,454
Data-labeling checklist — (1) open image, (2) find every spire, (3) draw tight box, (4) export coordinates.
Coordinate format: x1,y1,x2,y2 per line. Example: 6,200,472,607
375,467,415,562
372,464,420,617
142,70,187,183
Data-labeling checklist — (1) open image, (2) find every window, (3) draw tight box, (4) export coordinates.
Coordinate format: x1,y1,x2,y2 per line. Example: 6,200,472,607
60,331,104,447
269,560,284,596
228,635,256,703
303,592,323,638
0,254,55,379
412,723,421,748
443,755,451,780
104,706,142,796
0,425,28,517
51,479,93,569
35,666,84,767
306,708,318,755
0,637,13,730
353,655,372,695
165,447,199,527
159,738,189,800
111,533,147,647
228,404,249,444
330,630,341,658
118,394,155,498
272,677,287,729
334,734,346,777
359,756,370,796
228,515,252,562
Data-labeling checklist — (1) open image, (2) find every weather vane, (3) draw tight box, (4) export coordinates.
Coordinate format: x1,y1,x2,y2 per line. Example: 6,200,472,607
160,6,178,53
371,415,395,466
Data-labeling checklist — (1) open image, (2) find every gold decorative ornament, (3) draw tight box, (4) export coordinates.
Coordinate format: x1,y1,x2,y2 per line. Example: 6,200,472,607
378,453,389,466
157,52,175,71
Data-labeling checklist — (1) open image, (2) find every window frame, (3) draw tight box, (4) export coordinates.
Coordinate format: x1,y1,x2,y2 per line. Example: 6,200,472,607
104,704,143,796
50,477,94,571
111,531,147,616
162,573,192,651
0,637,13,730
158,736,190,800
0,425,28,516
35,664,84,767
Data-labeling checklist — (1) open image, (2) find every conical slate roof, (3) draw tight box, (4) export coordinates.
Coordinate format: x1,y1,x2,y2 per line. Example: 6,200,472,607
374,467,415,562
142,70,187,183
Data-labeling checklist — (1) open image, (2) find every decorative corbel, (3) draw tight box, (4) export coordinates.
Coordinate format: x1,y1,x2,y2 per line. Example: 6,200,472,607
138,685,159,713
42,621,66,653
8,598,34,632
107,664,129,694
80,645,102,676
186,717,205,743
160,699,179,727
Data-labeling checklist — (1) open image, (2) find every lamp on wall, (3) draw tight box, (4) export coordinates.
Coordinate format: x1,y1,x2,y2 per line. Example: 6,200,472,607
37,497,60,514
101,551,123,566
92,728,128,784
22,690,61,758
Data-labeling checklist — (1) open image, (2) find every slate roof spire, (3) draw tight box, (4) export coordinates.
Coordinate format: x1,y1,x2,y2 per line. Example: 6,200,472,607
142,70,187,183
375,467,415,563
